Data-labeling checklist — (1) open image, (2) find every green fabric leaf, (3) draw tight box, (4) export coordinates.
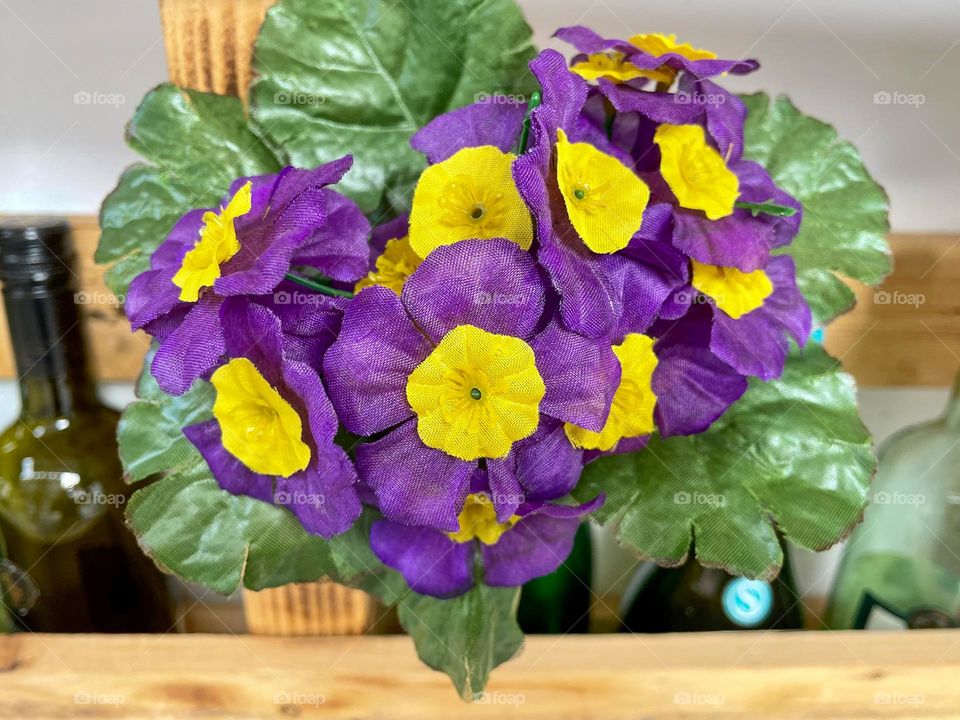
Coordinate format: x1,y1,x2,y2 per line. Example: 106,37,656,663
96,85,282,298
741,92,892,325
574,344,875,579
397,584,523,700
250,0,537,214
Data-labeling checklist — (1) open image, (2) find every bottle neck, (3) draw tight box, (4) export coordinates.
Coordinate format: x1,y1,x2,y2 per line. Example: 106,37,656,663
3,280,98,420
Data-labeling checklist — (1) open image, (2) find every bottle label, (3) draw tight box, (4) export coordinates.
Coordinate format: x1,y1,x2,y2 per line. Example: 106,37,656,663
721,577,774,627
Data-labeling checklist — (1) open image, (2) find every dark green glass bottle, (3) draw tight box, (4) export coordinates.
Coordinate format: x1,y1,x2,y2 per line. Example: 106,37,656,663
0,219,173,632
518,523,592,633
618,541,804,632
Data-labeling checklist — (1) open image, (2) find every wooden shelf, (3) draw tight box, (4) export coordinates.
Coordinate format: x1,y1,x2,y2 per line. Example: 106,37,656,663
0,220,955,387
0,631,958,718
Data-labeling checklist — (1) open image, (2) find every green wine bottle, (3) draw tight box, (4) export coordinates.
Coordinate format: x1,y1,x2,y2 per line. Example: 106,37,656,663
827,373,960,630
0,219,174,632
517,523,592,633
618,541,804,632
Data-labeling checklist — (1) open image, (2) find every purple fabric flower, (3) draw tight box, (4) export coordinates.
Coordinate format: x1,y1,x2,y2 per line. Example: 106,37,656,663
555,25,759,79
512,50,688,340
371,468,604,598
411,98,527,164
126,157,370,394
324,239,620,531
184,299,361,537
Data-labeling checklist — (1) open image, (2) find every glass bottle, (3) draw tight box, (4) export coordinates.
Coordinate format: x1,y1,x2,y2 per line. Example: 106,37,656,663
0,218,173,632
618,540,804,632
517,523,592,633
827,374,960,630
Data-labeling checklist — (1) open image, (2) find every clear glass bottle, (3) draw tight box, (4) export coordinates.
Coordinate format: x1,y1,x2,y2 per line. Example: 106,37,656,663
827,375,960,629
0,218,173,632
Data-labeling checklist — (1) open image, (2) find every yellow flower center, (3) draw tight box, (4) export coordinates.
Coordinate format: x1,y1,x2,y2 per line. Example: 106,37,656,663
690,260,773,319
570,52,647,84
408,146,533,258
354,236,422,295
626,33,718,85
565,334,658,451
211,357,311,477
172,182,252,302
447,493,520,545
405,324,545,461
556,129,651,254
653,124,739,220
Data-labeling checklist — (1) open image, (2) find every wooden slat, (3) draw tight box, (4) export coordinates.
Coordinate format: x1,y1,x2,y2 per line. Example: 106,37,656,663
0,223,957,386
0,632,958,718
158,0,276,102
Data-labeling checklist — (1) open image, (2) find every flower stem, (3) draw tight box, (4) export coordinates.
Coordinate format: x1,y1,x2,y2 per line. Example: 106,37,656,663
283,271,354,298
517,90,542,154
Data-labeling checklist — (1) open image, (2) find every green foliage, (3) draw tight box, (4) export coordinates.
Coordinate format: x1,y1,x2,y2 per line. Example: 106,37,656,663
250,0,537,215
575,344,875,578
742,92,892,324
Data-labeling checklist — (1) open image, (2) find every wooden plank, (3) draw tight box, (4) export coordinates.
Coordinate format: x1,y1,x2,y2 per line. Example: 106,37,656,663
0,222,957,386
0,632,957,718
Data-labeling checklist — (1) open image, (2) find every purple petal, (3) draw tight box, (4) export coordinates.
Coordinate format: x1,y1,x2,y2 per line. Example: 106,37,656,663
369,214,409,259
356,420,473,532
292,189,371,282
401,238,546,342
183,420,274,502
411,99,526,164
510,418,584,501
682,76,747,162
652,344,748,436
531,320,620,431
598,79,703,125
482,512,582,587
254,283,345,369
371,520,474,599
485,460,525,521
710,256,811,380
219,298,286,387
323,287,430,436
151,294,225,395
275,451,360,538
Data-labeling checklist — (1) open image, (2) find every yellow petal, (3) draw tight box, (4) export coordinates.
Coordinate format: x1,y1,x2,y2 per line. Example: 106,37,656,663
354,236,422,295
654,124,739,220
406,324,545,461
556,128,650,254
172,181,252,302
408,146,533,258
212,357,311,477
447,493,520,545
571,52,647,83
628,33,717,62
565,334,658,451
690,260,772,319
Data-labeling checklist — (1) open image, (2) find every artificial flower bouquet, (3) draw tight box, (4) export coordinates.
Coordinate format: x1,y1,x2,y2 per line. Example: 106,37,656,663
98,0,890,699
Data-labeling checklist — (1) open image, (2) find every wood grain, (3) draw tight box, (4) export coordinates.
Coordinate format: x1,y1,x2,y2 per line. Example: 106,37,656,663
158,0,276,102
0,632,957,718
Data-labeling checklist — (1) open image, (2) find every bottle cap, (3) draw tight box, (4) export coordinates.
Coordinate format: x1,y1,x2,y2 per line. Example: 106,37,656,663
0,217,75,284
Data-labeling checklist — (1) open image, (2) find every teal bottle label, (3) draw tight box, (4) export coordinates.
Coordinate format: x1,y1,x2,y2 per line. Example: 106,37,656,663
721,578,773,627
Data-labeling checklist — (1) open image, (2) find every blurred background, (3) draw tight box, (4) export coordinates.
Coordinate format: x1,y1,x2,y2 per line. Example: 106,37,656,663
0,0,957,632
